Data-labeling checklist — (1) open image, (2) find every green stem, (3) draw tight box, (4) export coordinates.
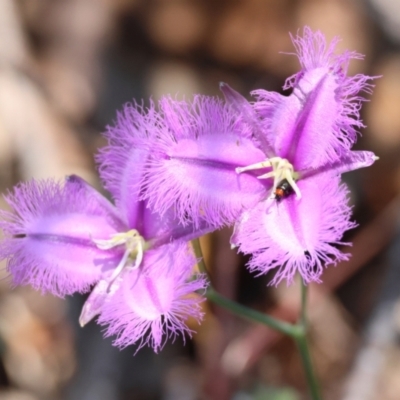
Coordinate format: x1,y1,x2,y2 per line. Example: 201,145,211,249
192,238,322,399
295,333,321,400
294,281,322,400
300,277,307,326
206,287,298,337
191,238,298,336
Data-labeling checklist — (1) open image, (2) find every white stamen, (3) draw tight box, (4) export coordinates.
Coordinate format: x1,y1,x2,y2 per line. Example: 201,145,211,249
236,156,301,199
108,248,131,284
93,229,146,291
235,159,272,174
133,241,144,269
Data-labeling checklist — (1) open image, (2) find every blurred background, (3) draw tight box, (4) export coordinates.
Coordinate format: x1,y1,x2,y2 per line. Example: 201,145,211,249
0,0,399,399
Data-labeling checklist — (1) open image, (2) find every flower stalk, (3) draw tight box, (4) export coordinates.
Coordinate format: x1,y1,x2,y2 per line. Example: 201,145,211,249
293,281,322,400
192,238,321,399
206,287,297,337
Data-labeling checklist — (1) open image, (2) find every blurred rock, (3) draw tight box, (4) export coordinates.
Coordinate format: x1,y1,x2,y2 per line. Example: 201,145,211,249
30,0,116,122
0,291,74,397
147,61,203,100
0,67,95,181
41,56,97,123
297,0,370,75
146,1,206,54
368,0,400,44
211,0,293,72
379,345,400,400
162,361,200,400
0,390,39,400
0,0,30,67
366,55,400,151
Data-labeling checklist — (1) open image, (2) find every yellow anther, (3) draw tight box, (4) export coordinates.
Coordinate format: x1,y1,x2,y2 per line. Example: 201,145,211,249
93,229,147,289
236,156,302,199
94,229,144,257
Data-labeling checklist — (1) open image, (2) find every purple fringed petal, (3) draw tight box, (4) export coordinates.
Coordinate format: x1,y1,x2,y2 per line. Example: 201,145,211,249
219,83,275,157
79,277,120,326
98,242,207,353
99,99,227,237
301,150,378,180
252,27,374,170
97,102,156,231
142,96,268,227
233,176,355,285
287,27,355,75
158,95,255,141
0,177,126,296
153,218,214,248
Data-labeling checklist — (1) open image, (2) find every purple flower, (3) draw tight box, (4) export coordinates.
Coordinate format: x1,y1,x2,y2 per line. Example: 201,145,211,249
137,27,378,284
222,27,378,284
0,102,211,351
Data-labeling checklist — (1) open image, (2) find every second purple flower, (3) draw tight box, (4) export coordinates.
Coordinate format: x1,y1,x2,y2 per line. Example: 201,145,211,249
137,27,378,284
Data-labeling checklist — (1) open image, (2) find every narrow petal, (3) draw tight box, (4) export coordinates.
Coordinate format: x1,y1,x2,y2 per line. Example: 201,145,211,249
0,177,126,296
99,99,223,239
97,102,156,230
152,218,215,248
300,150,378,180
79,277,121,326
98,242,207,352
252,27,374,170
141,96,268,227
233,177,355,285
219,82,275,157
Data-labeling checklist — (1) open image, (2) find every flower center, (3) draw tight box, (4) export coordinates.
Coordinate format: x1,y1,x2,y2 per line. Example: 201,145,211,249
93,229,147,290
236,157,301,199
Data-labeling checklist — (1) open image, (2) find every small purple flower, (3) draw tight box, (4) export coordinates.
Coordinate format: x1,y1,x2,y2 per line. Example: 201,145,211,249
222,27,378,284
0,102,211,351
137,27,378,284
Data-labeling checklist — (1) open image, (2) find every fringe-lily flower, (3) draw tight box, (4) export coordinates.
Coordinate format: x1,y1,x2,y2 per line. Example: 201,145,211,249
139,27,378,284
0,103,211,352
224,27,378,284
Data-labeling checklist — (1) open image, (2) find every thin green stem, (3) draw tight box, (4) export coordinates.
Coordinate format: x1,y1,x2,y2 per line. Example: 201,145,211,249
192,238,300,336
300,277,307,326
192,238,322,398
206,287,299,336
295,333,321,400
294,280,322,400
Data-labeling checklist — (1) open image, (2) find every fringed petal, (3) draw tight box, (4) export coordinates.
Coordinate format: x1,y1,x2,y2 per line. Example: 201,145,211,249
142,96,268,228
300,150,378,180
0,177,126,296
97,101,157,231
233,177,355,285
219,82,275,157
143,133,268,228
252,26,375,170
98,242,207,353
